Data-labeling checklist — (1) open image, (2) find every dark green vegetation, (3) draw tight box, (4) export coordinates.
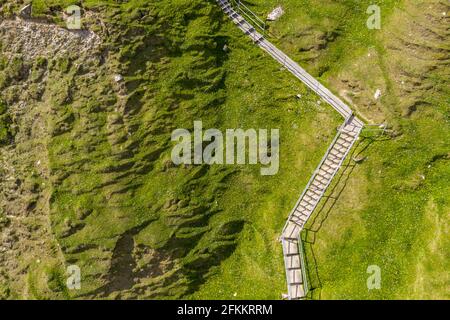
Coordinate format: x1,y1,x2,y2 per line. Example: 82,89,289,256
0,0,448,299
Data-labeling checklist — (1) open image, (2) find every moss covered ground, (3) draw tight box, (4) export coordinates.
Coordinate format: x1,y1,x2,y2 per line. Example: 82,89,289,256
0,0,448,299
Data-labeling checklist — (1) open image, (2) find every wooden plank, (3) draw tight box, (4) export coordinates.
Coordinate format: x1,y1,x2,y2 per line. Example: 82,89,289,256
217,0,364,300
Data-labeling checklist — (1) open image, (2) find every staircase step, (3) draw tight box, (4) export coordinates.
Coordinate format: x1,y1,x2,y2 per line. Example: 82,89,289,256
315,176,328,185
317,171,332,180
322,163,337,172
217,0,363,301
292,213,308,222
304,194,318,203
310,187,325,194
330,149,344,157
336,139,351,147
299,200,314,209
283,237,299,242
311,181,325,190
327,156,341,164
289,219,304,228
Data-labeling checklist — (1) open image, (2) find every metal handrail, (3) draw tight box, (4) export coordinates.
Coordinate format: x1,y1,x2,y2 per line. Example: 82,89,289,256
233,0,266,25
217,0,365,300
259,41,352,118
281,128,342,234
220,0,353,118
228,0,266,32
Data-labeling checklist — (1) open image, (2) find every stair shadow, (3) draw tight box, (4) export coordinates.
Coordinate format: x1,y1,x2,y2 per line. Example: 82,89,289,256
300,134,390,299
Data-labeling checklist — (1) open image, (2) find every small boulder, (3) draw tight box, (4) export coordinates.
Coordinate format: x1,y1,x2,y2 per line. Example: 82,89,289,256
267,6,284,21
374,89,382,100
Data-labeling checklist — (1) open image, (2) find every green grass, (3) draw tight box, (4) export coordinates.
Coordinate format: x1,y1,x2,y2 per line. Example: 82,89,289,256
246,0,449,299
189,27,341,298
0,89,10,145
2,0,337,298
0,0,447,300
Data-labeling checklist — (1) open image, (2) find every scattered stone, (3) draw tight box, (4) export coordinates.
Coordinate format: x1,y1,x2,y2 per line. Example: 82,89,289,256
162,159,176,171
223,44,229,52
374,89,382,100
267,6,284,21
3,242,13,249
296,94,302,99
114,74,123,83
352,156,367,163
0,20,101,61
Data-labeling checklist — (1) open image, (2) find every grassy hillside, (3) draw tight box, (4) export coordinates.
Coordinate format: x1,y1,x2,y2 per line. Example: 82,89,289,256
246,0,449,299
0,0,341,299
0,0,447,300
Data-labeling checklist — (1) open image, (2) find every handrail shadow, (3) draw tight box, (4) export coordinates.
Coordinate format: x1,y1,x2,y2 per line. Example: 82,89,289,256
300,134,390,299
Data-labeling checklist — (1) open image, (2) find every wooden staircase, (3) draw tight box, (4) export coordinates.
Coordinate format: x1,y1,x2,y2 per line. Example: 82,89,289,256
216,0,364,299
281,119,362,299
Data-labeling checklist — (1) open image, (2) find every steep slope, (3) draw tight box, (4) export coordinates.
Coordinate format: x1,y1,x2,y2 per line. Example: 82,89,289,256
0,17,102,298
1,0,341,299
248,0,449,299
2,0,446,300
0,1,245,299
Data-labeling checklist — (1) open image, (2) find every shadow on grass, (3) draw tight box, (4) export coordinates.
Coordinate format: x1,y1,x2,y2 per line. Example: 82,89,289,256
300,134,391,299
